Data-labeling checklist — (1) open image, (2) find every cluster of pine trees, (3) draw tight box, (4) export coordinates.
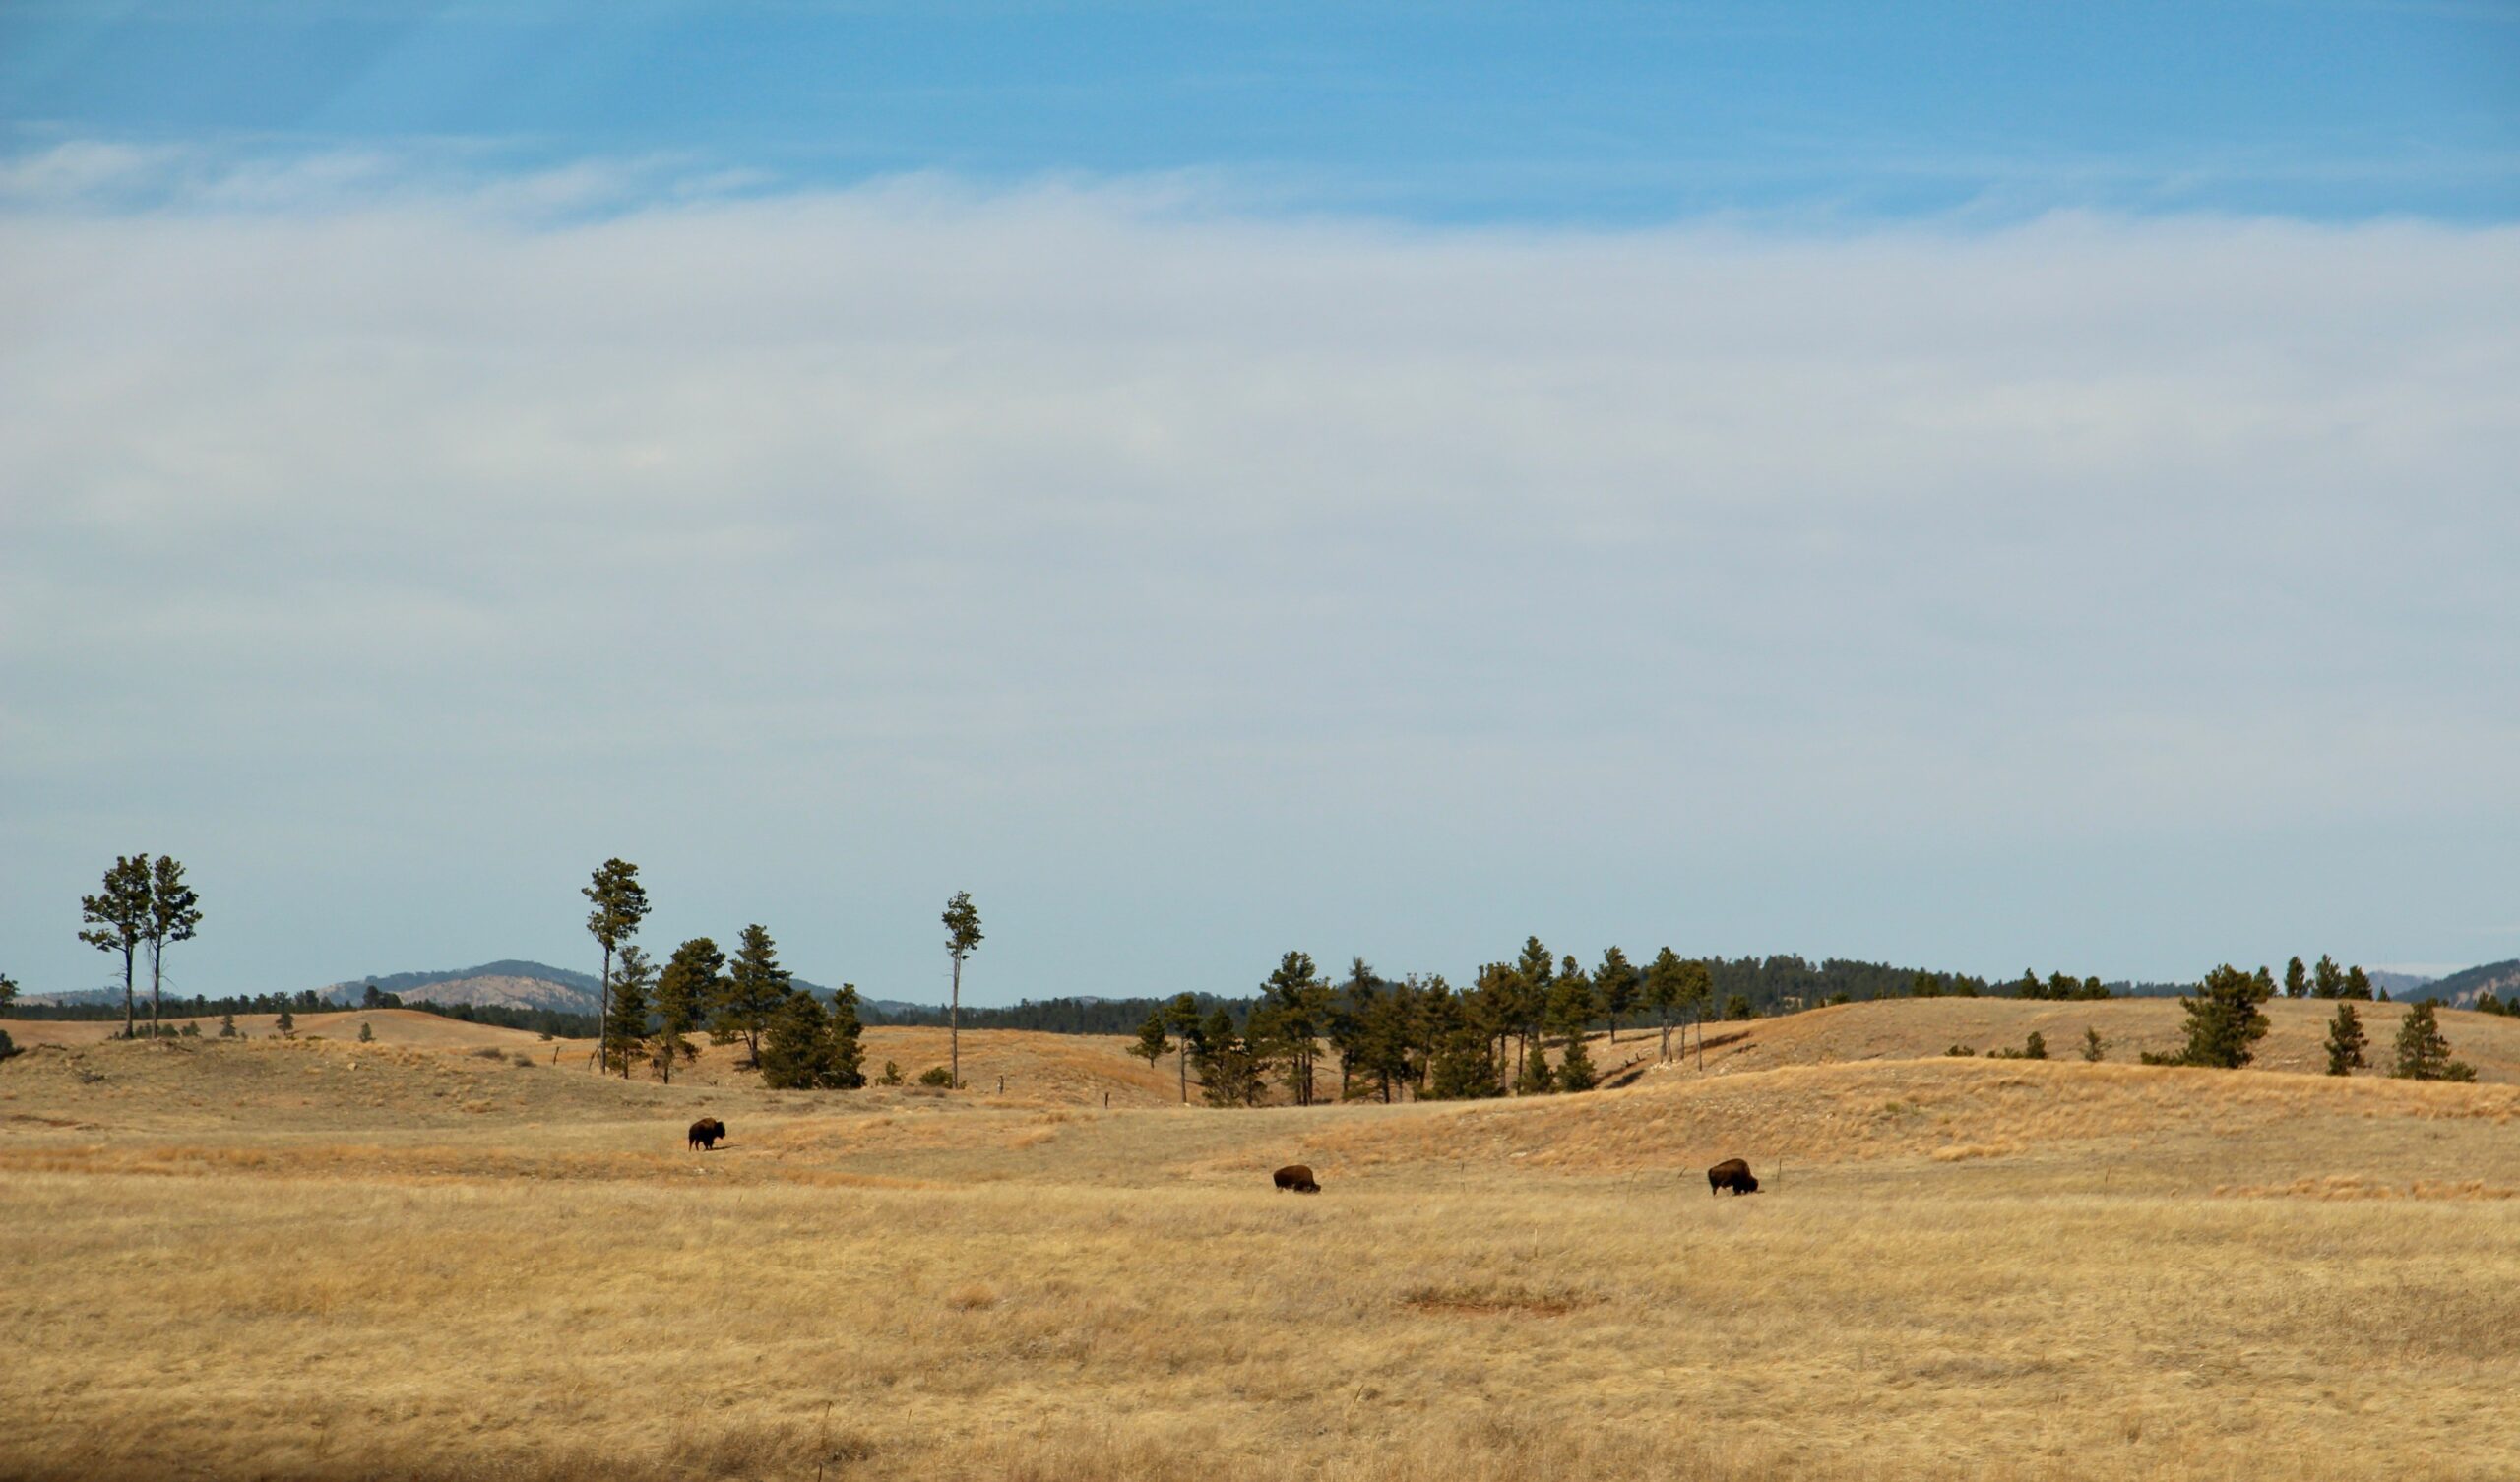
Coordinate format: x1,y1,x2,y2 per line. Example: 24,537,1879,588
579,860,876,1089
2131,961,2478,1081
2320,999,2476,1081
2280,954,2378,1000
75,852,205,1040
1126,939,1720,1107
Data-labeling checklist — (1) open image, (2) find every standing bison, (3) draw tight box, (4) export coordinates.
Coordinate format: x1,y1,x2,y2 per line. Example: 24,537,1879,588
688,1117,726,1151
1707,1157,1760,1196
1273,1164,1321,1194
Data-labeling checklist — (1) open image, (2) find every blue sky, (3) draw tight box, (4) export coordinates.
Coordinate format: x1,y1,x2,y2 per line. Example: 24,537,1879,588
5,1,2515,221
1,3,2516,1005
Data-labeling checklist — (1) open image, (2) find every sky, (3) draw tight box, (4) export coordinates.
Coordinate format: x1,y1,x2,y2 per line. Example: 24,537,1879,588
2,2,2516,1004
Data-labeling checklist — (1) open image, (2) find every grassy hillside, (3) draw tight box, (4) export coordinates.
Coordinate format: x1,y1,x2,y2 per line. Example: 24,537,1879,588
6,1014,2520,1481
1656,993,2520,1082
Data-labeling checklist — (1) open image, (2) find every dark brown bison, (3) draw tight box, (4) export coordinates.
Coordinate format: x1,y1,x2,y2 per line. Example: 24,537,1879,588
1707,1157,1759,1196
688,1117,726,1151
1273,1163,1320,1193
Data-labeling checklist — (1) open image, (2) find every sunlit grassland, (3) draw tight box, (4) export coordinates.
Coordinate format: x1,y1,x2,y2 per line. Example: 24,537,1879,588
4,1031,2519,1481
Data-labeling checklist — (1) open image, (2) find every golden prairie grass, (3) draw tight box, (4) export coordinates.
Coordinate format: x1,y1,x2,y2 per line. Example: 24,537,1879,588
1679,994,2520,1083
7,1028,2520,1481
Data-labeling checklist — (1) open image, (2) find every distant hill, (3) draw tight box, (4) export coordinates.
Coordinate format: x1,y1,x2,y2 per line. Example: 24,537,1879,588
322,959,602,1013
2421,959,2520,1008
17,987,127,1008
319,959,869,1016
2364,968,2439,998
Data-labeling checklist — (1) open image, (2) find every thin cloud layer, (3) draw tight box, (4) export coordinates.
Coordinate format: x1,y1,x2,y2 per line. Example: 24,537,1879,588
3,154,2516,998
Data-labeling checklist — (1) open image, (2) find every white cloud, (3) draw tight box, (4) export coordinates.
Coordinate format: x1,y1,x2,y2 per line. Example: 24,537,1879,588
2,152,2516,996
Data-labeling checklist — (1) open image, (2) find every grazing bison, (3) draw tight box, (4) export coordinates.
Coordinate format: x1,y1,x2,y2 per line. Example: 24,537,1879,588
688,1117,726,1151
1273,1163,1321,1194
1707,1157,1760,1196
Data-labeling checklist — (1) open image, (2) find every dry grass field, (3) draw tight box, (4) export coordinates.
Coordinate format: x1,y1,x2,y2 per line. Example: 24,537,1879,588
5,1002,2519,1482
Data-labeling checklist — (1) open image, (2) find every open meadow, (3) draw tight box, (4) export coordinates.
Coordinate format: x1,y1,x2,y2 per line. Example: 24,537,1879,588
6,1001,2520,1482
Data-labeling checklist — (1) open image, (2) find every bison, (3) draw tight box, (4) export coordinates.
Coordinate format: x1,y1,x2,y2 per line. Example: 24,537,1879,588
1273,1163,1321,1194
688,1117,726,1151
1707,1157,1759,1196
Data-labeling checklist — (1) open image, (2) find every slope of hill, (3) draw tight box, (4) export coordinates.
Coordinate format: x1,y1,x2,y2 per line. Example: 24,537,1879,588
322,959,601,1011
2422,958,2520,1007
1657,994,2520,1083
318,959,865,1014
0,1007,546,1051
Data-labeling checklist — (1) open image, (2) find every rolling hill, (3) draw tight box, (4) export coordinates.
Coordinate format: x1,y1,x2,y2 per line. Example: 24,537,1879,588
2420,957,2520,1007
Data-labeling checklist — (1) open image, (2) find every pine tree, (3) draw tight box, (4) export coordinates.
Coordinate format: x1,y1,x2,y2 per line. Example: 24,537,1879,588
603,945,656,1077
1425,1021,1503,1100
136,856,204,1041
275,1007,294,1037
2389,1002,2474,1081
1545,970,1598,1090
1513,1024,1558,1094
2145,964,2271,1069
1593,946,1638,1045
1257,951,1331,1106
582,859,649,1073
1193,1009,1264,1107
2323,1001,2366,1076
357,1020,375,1043
2284,957,2309,999
219,1012,238,1038
1506,938,1555,1089
2023,1030,2048,1061
2081,1026,2106,1062
1356,977,1420,1101
1163,992,1205,1104
79,854,153,1040
2312,954,2344,999
941,891,984,1094
714,924,791,1067
1127,1010,1171,1073
826,984,867,1089
758,991,835,1089
1642,948,1686,1061
652,937,724,1084
1551,979,1600,1091
2343,965,2373,1001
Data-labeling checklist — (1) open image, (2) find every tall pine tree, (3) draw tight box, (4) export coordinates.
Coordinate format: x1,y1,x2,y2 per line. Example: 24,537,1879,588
941,891,984,1094
652,937,724,1083
1258,951,1331,1106
603,946,655,1078
1594,946,1638,1045
78,854,153,1040
827,983,866,1089
714,924,791,1067
1548,973,1599,1091
582,859,649,1073
143,856,203,1041
1163,992,1205,1104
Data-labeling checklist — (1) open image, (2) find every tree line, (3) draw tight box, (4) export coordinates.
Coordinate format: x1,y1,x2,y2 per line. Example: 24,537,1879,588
578,860,985,1090
1121,940,1724,1107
